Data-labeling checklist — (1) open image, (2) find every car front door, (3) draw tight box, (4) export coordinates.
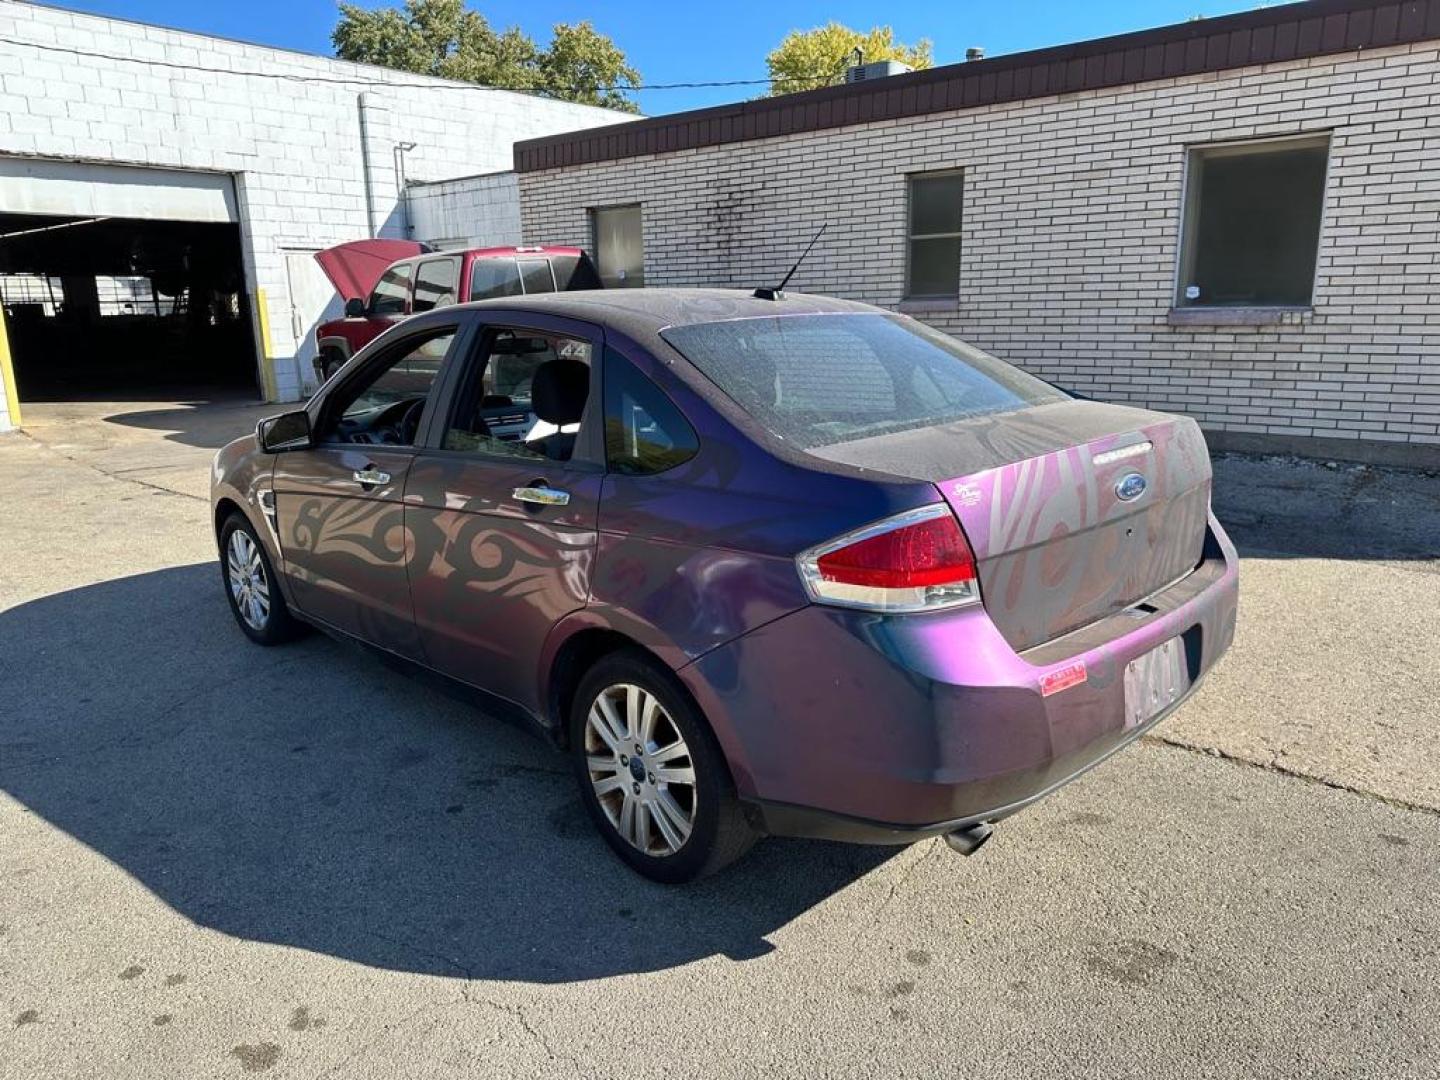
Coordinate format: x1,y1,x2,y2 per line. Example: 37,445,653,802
404,312,603,716
272,321,463,658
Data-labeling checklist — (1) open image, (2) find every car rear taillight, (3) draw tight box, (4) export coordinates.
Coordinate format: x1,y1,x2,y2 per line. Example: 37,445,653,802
797,504,981,613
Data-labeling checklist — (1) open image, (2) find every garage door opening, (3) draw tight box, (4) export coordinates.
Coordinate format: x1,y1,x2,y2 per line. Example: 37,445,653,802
0,213,258,402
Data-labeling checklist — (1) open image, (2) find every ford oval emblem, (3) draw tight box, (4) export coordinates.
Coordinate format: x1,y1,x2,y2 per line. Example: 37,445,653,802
1115,472,1148,502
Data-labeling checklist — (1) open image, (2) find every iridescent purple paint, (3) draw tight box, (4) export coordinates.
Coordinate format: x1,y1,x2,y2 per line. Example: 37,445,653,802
212,289,1239,845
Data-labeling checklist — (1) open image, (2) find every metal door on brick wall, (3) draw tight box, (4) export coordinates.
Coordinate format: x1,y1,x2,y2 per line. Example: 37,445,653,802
284,250,338,394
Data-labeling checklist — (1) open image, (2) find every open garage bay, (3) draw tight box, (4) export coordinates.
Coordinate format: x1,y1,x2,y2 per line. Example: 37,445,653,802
0,213,258,402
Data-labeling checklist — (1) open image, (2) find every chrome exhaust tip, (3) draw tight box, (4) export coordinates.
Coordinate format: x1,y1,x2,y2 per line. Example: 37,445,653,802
943,822,993,856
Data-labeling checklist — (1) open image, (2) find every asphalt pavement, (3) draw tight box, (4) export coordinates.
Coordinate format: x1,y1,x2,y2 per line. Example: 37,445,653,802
1,399,1436,1079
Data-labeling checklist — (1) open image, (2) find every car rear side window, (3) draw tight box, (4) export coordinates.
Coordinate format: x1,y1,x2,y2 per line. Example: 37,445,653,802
603,349,698,475
442,329,593,463
660,313,1066,450
518,258,557,294
470,259,524,301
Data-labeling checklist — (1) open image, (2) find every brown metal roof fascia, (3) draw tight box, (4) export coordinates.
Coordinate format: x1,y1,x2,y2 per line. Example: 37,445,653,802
515,0,1437,173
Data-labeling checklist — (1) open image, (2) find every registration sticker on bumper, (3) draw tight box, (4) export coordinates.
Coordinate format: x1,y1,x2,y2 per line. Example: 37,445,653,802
1040,660,1088,697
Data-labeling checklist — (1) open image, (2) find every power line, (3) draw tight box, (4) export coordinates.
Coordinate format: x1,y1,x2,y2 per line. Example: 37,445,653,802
2,36,841,97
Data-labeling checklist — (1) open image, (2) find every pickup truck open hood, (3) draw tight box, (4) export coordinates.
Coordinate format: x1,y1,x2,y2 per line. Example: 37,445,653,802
314,239,427,301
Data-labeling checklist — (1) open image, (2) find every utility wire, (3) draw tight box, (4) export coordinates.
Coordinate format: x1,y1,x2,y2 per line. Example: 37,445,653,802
3,36,842,96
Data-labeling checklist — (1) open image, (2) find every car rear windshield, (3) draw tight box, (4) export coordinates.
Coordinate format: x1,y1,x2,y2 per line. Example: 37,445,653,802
660,313,1067,450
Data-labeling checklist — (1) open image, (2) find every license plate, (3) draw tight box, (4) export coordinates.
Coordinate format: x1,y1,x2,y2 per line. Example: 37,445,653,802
1123,637,1191,729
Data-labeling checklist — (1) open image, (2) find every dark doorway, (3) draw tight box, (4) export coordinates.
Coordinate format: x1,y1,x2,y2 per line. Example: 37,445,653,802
0,213,259,402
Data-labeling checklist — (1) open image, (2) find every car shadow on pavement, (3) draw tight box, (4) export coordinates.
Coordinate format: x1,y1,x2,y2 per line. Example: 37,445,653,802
0,564,896,983
96,398,277,451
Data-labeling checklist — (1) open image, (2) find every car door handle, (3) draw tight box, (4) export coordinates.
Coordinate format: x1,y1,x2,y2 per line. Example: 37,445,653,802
352,467,391,486
513,485,570,507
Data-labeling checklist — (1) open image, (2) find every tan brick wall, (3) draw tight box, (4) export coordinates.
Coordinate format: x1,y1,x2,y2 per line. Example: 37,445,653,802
519,43,1440,454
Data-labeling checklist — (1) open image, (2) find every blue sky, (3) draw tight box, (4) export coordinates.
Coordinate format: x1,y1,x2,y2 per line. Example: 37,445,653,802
50,0,1293,114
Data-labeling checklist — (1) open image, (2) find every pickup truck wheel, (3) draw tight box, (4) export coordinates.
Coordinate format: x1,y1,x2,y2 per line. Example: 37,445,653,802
569,651,758,883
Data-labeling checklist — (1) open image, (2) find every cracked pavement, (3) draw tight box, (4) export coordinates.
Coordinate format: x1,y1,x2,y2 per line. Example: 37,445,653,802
1,399,1438,1079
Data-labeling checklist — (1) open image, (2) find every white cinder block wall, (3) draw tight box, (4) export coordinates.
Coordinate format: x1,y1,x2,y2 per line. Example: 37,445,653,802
407,172,522,250
520,42,1440,463
0,0,633,401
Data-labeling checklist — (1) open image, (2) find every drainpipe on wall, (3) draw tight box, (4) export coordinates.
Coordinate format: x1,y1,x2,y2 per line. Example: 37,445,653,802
394,141,417,239
357,93,379,239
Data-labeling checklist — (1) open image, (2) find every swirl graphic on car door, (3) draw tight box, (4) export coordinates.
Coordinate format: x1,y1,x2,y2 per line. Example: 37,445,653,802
405,456,600,713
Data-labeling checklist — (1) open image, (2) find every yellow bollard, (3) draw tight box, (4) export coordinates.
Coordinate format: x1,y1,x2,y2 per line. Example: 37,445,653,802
0,301,21,429
253,288,280,402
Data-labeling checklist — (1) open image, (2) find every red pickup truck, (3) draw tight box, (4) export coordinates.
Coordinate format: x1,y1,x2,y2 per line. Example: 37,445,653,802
311,240,602,382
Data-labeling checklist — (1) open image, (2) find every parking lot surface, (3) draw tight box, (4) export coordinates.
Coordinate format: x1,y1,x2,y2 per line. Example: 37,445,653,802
2,400,1437,1079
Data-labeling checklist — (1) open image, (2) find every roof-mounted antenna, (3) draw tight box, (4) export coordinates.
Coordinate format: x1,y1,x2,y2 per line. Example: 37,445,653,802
754,223,827,301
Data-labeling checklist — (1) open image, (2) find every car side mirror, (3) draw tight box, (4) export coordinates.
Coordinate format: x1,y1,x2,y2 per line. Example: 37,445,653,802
344,296,366,318
257,410,312,453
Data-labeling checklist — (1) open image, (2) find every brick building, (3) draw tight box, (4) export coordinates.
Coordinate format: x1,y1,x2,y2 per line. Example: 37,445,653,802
0,1,632,425
516,0,1440,466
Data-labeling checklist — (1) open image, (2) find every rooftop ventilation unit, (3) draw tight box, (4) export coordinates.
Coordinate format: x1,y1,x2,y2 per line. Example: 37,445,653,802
844,60,913,84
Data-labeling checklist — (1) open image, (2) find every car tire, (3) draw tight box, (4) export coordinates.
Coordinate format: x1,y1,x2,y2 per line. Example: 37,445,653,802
569,650,758,883
219,512,305,646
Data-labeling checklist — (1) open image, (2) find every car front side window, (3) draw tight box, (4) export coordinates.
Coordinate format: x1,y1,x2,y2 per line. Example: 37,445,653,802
320,329,455,446
368,262,413,316
413,258,460,312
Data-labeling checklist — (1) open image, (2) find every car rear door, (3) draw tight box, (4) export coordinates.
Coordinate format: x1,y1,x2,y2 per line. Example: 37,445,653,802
271,320,465,658
403,310,604,716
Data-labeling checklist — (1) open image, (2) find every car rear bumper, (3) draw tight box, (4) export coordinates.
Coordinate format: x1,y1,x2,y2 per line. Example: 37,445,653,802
678,514,1239,842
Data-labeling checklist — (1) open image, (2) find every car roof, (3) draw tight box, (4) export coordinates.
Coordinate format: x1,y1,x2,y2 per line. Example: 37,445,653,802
452,287,879,341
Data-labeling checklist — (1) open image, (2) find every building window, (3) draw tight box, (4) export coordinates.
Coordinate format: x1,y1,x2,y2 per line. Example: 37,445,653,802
591,205,644,288
0,274,63,317
1177,135,1330,309
905,171,964,299
95,276,162,316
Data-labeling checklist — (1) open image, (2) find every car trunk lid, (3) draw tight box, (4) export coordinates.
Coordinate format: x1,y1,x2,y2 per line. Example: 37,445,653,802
806,400,1213,651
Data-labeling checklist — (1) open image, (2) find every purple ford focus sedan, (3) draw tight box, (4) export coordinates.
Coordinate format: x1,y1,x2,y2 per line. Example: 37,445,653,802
211,288,1238,882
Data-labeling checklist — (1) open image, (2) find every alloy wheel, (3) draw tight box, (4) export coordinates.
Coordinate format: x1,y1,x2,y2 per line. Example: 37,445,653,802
584,683,697,858
226,529,271,632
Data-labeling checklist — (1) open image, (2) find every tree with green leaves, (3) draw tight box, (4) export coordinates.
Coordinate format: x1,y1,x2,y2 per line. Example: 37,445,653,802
333,0,641,113
765,23,933,96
